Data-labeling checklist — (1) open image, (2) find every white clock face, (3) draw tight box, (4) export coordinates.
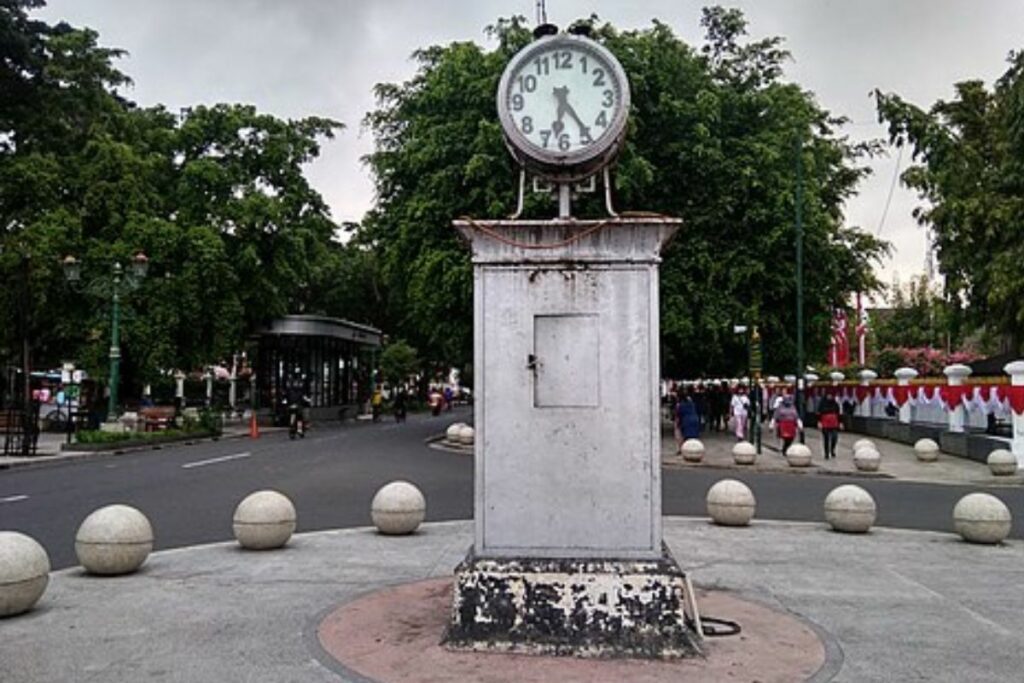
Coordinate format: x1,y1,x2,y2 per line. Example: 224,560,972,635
498,35,629,170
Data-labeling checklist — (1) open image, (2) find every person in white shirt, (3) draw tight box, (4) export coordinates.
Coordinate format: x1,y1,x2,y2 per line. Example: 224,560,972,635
730,387,751,440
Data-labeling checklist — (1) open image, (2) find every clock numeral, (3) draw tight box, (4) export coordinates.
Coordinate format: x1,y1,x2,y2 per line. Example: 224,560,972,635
558,133,571,151
540,130,552,148
580,55,588,74
534,56,549,76
592,68,606,86
516,74,537,93
521,116,533,134
511,93,524,111
602,89,614,107
554,51,572,69
595,110,608,128
580,129,593,145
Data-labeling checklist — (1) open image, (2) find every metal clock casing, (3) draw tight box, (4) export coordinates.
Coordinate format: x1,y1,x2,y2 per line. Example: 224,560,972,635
497,33,630,180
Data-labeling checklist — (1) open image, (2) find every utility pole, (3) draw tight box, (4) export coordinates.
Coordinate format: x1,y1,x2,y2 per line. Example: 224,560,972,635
795,134,805,443
108,262,122,418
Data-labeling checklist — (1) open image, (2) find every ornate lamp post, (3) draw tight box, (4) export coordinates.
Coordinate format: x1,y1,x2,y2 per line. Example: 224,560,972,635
62,252,148,420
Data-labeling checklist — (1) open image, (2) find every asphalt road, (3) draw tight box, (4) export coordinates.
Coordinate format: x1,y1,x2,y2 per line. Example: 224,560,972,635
2,406,1022,569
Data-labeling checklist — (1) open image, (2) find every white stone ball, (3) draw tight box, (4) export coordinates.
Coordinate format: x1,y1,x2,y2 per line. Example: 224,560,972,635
786,443,812,467
371,481,426,535
824,485,877,533
732,441,756,465
853,447,882,472
233,490,297,550
0,532,50,617
445,423,466,443
681,439,705,463
987,449,1018,476
75,504,153,576
954,493,1012,544
457,425,475,445
853,439,876,453
706,479,756,526
914,438,940,462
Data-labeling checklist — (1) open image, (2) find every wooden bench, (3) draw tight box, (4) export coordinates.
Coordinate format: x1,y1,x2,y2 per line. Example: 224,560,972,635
140,406,177,432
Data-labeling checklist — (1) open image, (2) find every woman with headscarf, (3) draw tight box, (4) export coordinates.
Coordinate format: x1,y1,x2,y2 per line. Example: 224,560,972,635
770,395,803,456
675,390,702,452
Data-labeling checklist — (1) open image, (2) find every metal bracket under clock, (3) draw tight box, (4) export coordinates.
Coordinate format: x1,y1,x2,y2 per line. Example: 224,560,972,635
509,166,618,220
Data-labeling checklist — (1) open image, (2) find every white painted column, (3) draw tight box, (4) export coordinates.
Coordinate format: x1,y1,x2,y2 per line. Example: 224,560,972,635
894,367,918,424
1004,360,1024,465
829,371,844,385
174,370,185,405
229,355,238,413
205,368,214,407
943,363,972,434
858,369,877,417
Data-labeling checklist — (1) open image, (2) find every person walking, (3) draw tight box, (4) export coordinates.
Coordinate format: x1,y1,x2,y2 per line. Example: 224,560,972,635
393,387,407,423
730,386,751,441
770,396,803,456
817,393,841,459
676,391,701,453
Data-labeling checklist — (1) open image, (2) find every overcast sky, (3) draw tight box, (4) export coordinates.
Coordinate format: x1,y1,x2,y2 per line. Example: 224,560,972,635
37,1,1024,294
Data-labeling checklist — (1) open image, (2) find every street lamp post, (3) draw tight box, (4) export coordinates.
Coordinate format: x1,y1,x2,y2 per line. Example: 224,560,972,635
63,252,148,421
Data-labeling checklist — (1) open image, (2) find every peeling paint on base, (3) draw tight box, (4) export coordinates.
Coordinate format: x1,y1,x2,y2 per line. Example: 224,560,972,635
444,545,701,659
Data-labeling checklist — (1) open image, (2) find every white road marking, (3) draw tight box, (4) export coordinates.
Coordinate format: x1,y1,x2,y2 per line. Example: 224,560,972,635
0,494,29,504
181,452,251,469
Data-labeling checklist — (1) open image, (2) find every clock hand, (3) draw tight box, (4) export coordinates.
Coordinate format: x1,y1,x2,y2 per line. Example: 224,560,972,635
551,86,568,135
552,86,591,140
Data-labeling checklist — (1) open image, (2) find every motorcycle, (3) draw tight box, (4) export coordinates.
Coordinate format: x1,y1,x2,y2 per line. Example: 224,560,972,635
288,402,307,439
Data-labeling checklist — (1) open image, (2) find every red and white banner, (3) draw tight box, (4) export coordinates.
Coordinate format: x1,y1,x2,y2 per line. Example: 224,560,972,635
829,307,850,368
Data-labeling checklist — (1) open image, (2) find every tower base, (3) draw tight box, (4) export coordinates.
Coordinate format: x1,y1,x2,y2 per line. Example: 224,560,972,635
444,545,701,659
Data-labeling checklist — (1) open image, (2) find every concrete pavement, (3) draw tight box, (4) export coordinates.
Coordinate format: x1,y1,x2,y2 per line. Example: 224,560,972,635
663,426,1024,487
2,517,1022,682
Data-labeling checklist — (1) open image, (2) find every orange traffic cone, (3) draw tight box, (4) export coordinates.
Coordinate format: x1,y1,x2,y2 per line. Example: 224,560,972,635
249,411,260,439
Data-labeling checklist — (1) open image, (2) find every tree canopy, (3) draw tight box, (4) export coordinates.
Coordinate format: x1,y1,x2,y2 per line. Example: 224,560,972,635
0,0,351,390
360,8,888,377
876,51,1024,353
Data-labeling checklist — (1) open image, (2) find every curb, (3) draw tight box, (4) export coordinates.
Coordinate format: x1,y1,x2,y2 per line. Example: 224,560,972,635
0,430,279,472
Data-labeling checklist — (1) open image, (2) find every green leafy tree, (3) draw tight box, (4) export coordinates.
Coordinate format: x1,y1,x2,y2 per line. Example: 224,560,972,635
379,340,420,385
1,1,343,398
361,8,888,376
876,51,1024,352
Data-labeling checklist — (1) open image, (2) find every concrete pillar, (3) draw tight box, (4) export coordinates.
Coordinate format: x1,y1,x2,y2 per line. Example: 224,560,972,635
229,356,238,413
894,367,918,424
174,370,185,404
205,368,214,408
829,371,845,385
1004,360,1024,465
943,364,972,434
858,369,877,418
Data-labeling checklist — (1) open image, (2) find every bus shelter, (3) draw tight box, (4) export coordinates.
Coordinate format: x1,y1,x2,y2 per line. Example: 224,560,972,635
253,315,382,418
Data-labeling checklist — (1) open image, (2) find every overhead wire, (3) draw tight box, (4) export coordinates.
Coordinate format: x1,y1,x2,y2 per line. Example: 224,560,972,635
875,144,903,237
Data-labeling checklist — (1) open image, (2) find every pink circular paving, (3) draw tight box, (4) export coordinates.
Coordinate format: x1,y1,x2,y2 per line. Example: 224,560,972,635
317,578,826,682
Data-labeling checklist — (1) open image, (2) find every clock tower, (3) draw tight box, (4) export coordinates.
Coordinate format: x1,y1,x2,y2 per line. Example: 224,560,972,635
444,22,700,659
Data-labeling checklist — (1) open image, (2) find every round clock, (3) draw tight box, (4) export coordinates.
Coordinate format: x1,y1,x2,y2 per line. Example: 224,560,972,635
497,32,630,179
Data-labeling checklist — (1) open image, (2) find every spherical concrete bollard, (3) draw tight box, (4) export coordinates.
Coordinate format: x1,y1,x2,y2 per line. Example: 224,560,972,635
732,441,756,466
445,423,465,444
706,479,756,526
987,449,1018,477
824,485,877,533
681,439,705,463
75,504,153,576
785,443,812,467
914,438,940,462
853,439,876,453
233,490,297,550
457,425,475,446
853,447,882,472
371,481,426,535
0,532,50,617
953,493,1012,544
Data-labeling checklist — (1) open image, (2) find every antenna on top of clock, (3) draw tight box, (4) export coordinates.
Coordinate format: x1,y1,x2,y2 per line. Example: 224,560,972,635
533,1,557,38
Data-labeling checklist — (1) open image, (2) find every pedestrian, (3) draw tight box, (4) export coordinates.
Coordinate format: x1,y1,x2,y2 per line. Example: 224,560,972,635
393,387,407,423
730,386,750,441
676,391,701,453
770,396,803,456
817,393,841,459
371,388,383,422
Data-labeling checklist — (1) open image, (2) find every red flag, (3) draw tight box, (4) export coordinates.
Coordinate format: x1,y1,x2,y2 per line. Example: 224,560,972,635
830,307,850,367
